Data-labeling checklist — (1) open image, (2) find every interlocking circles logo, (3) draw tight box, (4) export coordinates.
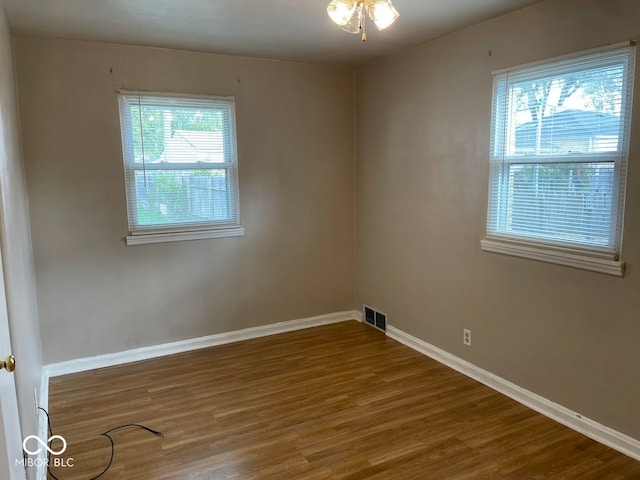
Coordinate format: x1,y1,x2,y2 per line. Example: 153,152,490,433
17,435,74,468
23,435,67,455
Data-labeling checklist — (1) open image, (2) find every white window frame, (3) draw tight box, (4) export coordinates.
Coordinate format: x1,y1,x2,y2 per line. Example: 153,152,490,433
482,43,636,276
118,91,243,245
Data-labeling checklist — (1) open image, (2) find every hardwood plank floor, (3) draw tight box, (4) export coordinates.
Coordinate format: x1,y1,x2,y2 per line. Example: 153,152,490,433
47,321,640,479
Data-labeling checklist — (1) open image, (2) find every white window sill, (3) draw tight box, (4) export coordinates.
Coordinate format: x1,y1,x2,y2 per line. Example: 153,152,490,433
480,237,624,277
126,226,245,246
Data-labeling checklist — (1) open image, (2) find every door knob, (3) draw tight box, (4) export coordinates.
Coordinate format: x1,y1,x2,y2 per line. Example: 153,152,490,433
1,355,15,373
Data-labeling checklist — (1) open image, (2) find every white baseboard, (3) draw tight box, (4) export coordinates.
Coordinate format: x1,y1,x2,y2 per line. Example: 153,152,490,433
386,325,640,462
40,313,637,474
44,310,361,378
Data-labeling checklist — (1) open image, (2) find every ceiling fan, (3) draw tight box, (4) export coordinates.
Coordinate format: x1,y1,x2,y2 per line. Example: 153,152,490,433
327,0,400,42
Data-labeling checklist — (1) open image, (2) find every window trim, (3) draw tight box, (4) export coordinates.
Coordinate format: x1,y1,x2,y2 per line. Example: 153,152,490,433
118,90,242,245
481,237,624,277
483,42,636,275
125,226,245,246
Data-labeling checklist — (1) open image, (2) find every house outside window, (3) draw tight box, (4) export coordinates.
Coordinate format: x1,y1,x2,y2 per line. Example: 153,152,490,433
482,44,636,276
118,92,243,245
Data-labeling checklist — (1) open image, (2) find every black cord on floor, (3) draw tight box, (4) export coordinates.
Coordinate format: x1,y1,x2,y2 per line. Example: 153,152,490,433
38,407,165,480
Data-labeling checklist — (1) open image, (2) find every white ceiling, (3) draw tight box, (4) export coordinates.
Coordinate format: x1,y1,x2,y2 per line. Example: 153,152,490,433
3,0,543,64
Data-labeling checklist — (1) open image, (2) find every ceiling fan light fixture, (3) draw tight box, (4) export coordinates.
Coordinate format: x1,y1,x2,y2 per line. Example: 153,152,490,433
327,0,399,41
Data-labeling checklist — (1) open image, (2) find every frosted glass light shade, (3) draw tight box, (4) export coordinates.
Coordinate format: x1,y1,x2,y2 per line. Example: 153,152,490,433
366,0,399,30
327,0,358,27
339,3,366,34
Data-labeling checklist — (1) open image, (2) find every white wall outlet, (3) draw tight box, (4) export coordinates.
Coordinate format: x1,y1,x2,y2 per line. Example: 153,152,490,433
463,329,471,347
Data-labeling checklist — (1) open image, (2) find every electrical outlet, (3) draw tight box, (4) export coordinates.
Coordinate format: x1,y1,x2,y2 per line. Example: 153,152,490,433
463,329,471,347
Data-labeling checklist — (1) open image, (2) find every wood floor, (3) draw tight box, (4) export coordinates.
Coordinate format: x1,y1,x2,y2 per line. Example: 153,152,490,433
48,321,640,479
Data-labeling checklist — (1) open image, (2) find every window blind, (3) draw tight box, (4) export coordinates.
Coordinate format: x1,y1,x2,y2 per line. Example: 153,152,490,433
118,92,240,235
487,45,636,254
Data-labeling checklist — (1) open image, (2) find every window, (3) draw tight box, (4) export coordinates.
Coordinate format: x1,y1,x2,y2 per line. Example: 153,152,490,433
482,44,636,276
118,92,242,245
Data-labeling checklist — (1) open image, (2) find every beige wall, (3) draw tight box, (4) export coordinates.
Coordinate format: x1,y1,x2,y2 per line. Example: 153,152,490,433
14,36,355,363
0,0,43,470
12,0,640,446
356,0,640,440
